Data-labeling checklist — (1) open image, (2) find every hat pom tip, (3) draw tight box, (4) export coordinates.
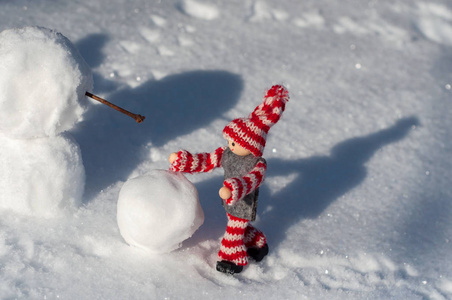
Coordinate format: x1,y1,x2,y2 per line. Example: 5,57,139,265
265,84,289,102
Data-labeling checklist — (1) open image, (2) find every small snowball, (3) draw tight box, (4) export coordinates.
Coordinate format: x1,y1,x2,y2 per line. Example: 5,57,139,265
0,26,93,139
117,170,204,254
178,0,219,20
0,134,85,217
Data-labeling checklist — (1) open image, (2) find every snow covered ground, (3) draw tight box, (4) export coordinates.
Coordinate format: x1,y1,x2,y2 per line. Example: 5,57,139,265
1,0,452,299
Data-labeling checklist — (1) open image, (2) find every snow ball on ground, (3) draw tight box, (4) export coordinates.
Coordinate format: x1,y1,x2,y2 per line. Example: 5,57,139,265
0,134,85,218
178,0,219,20
117,170,204,254
0,26,93,139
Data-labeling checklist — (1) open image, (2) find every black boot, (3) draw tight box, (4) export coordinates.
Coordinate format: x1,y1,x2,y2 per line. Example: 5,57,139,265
216,260,243,275
247,244,269,262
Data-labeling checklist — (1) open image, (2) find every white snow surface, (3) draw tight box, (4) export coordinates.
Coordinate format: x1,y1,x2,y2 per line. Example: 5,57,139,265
0,0,451,299
0,26,93,139
117,170,203,253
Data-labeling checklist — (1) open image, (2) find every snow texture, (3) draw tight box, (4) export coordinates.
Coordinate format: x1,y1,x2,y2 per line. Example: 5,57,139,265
0,0,451,299
0,134,85,217
117,170,203,253
0,26,93,139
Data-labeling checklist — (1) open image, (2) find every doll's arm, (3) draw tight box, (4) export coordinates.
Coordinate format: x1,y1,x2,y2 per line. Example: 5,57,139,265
169,146,226,173
222,160,267,205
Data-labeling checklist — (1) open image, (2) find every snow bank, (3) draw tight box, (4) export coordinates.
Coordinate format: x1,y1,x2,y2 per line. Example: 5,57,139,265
0,134,85,217
117,170,204,253
0,26,93,139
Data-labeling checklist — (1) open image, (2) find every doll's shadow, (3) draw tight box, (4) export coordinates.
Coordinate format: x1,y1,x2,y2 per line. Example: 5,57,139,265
184,117,420,248
257,116,420,246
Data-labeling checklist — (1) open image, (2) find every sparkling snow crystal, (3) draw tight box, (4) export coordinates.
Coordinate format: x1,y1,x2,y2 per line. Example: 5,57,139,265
117,170,204,253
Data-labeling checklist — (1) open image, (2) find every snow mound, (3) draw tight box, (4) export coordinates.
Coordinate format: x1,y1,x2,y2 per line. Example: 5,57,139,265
293,11,325,29
178,0,219,20
0,26,93,139
416,2,452,46
0,134,85,217
117,170,204,254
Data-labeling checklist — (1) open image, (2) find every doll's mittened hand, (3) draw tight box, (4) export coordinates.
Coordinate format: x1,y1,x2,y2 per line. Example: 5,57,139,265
219,186,232,200
169,152,178,164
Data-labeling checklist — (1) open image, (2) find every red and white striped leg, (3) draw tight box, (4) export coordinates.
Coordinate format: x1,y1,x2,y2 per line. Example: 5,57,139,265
218,214,249,266
244,223,267,249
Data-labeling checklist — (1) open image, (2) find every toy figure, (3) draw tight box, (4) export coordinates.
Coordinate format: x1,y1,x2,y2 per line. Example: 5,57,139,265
169,85,289,274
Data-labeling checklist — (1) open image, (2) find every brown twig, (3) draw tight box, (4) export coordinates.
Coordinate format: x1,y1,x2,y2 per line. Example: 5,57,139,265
85,91,145,123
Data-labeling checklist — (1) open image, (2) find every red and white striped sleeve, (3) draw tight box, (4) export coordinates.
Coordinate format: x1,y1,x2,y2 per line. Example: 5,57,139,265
223,160,267,206
169,146,226,173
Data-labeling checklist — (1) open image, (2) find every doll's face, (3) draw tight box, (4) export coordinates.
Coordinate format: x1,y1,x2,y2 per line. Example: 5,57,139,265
228,139,251,156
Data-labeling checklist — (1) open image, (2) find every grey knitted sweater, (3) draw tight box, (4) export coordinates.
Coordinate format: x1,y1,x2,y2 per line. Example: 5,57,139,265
221,148,266,221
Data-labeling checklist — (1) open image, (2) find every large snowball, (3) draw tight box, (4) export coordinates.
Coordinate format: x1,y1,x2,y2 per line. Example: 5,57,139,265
0,26,93,139
0,134,85,217
117,170,204,253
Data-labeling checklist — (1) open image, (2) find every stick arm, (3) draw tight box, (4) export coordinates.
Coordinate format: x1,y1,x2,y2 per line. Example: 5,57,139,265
85,91,145,123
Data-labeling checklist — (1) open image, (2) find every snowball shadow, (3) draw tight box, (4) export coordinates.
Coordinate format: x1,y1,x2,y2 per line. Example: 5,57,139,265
75,33,109,69
258,116,420,245
108,70,243,146
75,33,117,94
72,70,243,202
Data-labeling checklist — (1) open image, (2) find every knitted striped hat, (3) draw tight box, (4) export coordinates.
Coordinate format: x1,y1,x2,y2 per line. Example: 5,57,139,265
223,85,289,157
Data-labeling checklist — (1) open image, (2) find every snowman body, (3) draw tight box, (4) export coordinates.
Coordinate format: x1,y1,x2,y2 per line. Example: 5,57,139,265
0,26,93,217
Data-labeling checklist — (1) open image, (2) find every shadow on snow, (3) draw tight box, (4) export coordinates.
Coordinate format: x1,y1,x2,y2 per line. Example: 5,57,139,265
186,116,420,248
73,34,243,202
